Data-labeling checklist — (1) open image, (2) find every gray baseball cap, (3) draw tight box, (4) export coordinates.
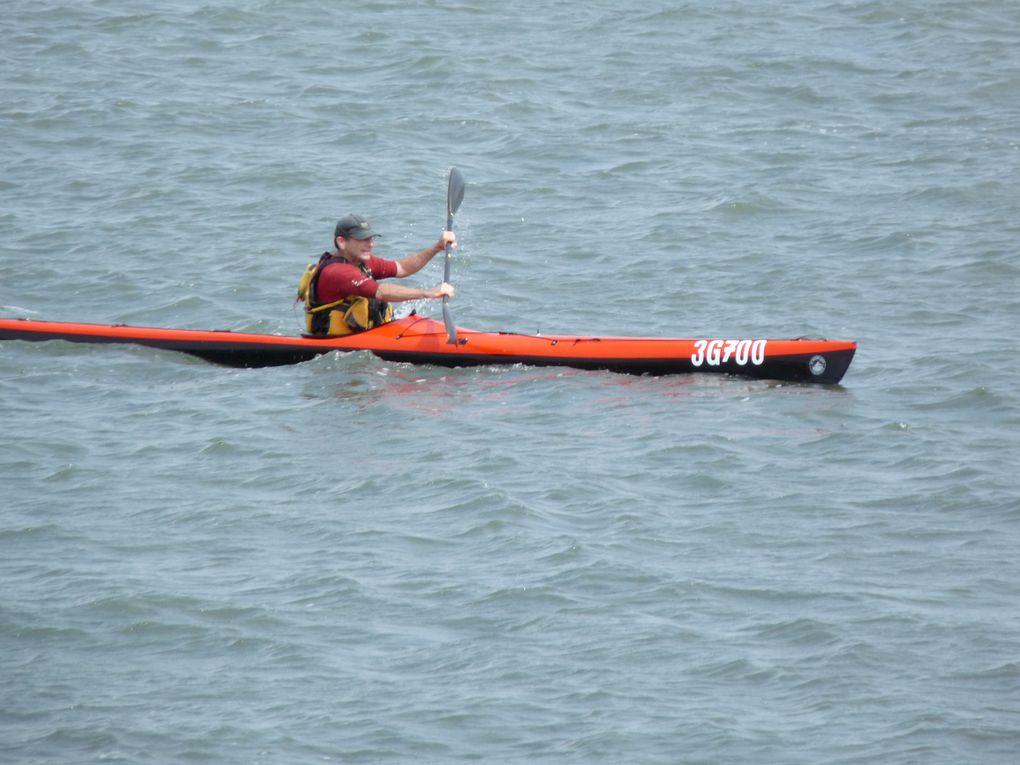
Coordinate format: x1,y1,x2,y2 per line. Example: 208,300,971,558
334,214,380,241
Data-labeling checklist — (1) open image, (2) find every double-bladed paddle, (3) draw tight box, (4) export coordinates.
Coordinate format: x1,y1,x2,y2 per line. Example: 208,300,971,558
443,168,465,344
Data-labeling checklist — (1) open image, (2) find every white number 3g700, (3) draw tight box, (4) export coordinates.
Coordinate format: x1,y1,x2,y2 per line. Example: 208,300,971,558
691,339,767,367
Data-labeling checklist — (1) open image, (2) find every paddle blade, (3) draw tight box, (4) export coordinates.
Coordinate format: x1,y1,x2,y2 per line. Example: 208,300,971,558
442,298,458,344
447,167,465,218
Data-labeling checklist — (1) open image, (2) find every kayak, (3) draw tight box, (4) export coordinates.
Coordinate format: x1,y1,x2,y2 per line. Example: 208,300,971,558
0,315,856,384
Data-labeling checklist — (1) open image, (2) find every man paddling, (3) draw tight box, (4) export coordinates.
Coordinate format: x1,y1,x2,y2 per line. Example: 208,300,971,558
298,214,456,336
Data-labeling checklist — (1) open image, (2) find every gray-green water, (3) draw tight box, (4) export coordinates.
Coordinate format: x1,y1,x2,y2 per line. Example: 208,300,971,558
2,1,1019,762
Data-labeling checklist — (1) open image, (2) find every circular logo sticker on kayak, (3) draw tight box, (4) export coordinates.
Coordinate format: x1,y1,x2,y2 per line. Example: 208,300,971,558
809,355,827,376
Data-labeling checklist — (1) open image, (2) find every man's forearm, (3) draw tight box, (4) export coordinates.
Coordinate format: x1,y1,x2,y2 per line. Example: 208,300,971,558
375,282,446,302
396,242,444,277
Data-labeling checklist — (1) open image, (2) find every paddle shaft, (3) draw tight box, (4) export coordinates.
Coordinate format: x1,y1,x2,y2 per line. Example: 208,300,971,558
442,168,465,344
444,207,454,283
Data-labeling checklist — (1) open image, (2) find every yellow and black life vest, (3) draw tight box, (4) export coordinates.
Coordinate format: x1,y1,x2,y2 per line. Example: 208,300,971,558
296,253,393,336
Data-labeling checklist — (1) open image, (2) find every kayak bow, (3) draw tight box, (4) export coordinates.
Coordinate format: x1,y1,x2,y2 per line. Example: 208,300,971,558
0,316,856,384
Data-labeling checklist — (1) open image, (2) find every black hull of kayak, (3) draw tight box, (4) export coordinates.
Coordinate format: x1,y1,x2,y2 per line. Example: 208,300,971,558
370,349,856,384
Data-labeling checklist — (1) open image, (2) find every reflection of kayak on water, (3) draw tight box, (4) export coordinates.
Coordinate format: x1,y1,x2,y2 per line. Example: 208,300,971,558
0,315,857,385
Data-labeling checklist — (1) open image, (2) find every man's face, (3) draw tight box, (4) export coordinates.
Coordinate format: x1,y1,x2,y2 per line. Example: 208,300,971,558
338,235,375,264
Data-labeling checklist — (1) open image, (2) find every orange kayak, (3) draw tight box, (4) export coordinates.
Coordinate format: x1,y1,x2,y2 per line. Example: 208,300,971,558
0,316,856,384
